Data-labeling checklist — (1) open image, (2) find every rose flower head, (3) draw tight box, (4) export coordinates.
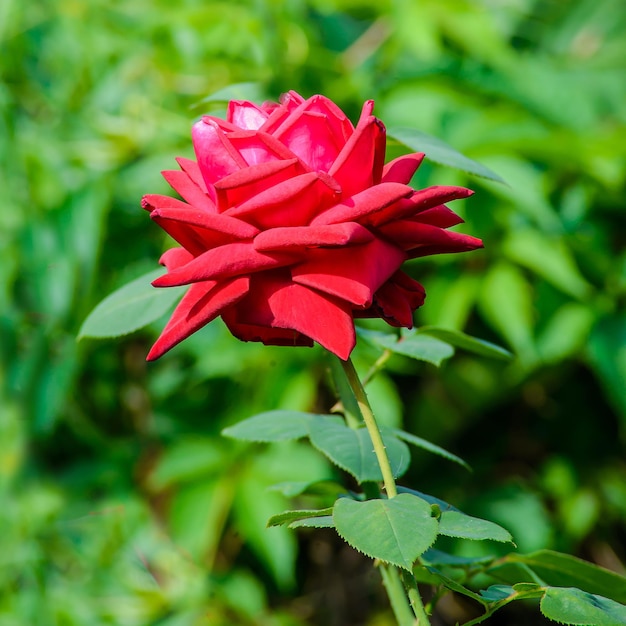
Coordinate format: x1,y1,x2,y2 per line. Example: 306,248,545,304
142,91,482,361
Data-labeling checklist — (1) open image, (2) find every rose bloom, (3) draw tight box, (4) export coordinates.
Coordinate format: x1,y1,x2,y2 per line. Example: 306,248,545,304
142,91,482,361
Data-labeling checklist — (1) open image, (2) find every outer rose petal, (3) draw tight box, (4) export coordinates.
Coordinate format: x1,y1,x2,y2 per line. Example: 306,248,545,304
311,182,414,226
357,271,426,327
382,153,425,184
226,272,356,359
150,207,259,252
152,242,300,287
147,276,250,361
253,222,373,251
158,247,194,270
291,238,406,307
161,169,216,212
378,220,484,257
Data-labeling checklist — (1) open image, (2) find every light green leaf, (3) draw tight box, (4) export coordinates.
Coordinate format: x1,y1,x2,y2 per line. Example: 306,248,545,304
358,328,455,366
195,81,266,107
78,269,184,339
417,327,513,361
333,494,439,570
387,127,505,183
438,510,514,543
393,429,470,470
480,585,515,602
502,230,592,300
541,587,626,625
222,410,316,442
308,418,410,483
267,508,334,528
267,480,345,498
478,262,536,363
289,516,335,529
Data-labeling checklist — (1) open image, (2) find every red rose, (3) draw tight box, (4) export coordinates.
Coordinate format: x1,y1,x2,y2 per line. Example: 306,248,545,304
142,91,482,361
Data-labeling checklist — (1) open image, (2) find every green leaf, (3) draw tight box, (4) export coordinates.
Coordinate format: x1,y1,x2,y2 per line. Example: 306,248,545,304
541,587,626,625
221,410,315,442
417,327,513,361
480,585,515,602
333,494,438,571
416,566,487,603
195,81,266,107
497,551,626,604
267,508,334,528
78,269,184,339
478,262,536,363
267,480,345,498
393,428,470,470
397,487,460,512
358,328,455,366
422,548,495,568
308,417,410,482
438,510,514,543
502,230,593,300
387,126,505,183
289,516,335,529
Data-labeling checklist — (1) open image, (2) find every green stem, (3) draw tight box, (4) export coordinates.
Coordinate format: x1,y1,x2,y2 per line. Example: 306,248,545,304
403,571,431,625
339,357,398,498
380,564,418,626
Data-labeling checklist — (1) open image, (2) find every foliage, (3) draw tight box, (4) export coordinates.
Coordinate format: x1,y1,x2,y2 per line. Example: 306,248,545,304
2,0,625,624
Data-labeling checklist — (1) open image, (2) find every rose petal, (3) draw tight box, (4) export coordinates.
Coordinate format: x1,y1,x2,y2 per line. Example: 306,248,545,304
378,220,483,257
329,111,386,197
361,186,474,227
161,169,216,212
152,242,299,287
260,90,306,133
410,205,464,228
382,153,425,184
227,171,341,229
227,100,269,130
367,271,426,327
147,276,249,361
310,182,414,226
192,119,247,193
274,111,344,172
222,313,314,348
215,158,303,211
253,222,374,251
158,247,194,270
176,157,209,193
150,207,259,252
227,130,301,166
291,238,406,307
226,272,356,359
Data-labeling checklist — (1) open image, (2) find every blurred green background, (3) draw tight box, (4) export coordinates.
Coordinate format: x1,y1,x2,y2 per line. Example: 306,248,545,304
2,0,625,624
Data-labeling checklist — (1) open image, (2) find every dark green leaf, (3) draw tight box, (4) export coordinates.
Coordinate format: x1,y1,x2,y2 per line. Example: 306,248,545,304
417,327,513,361
78,269,185,339
394,429,470,470
333,494,438,571
490,550,626,604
